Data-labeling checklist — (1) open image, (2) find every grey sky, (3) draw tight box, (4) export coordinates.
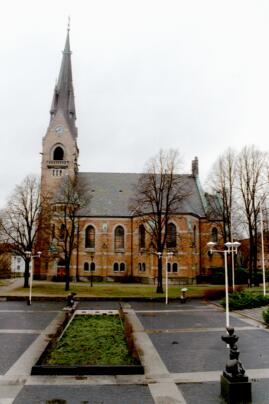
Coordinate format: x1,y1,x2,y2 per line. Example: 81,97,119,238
1,0,269,207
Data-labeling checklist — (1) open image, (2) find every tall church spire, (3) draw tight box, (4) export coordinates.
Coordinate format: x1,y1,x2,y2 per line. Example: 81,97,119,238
50,23,77,137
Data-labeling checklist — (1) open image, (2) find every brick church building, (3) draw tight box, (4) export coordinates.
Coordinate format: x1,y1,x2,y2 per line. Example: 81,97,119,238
36,28,223,283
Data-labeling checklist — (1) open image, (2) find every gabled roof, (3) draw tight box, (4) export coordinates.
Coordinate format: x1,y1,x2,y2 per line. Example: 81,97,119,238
77,172,207,218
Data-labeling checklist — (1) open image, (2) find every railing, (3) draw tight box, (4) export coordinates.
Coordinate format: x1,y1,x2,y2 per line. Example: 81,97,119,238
47,160,69,168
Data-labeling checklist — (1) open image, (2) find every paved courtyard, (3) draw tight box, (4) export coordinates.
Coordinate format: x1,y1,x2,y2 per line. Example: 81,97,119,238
0,299,269,403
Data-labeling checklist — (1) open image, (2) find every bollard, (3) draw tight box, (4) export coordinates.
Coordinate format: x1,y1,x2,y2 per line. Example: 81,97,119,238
180,287,188,303
66,292,76,307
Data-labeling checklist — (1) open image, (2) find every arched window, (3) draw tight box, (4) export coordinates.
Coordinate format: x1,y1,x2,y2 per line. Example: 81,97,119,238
167,262,171,272
139,224,146,249
114,226,124,250
53,146,64,160
90,262,95,272
167,223,177,248
211,227,218,243
120,263,125,272
138,263,146,272
84,262,89,271
113,262,119,272
172,263,178,273
85,225,95,249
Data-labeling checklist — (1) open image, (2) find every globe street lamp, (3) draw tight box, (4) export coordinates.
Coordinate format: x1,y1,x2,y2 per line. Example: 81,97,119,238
207,241,251,403
207,241,240,328
25,251,41,305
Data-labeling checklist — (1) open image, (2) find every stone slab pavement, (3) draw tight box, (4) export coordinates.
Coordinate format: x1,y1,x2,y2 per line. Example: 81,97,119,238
0,299,269,403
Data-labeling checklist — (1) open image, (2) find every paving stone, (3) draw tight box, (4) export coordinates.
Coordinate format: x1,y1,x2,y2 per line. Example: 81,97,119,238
13,384,154,404
0,311,59,330
137,310,246,330
179,379,269,404
0,301,64,311
148,327,269,373
0,333,37,374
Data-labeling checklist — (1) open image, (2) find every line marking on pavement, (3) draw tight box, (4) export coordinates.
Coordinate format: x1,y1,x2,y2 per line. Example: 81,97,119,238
145,326,257,334
0,310,60,313
0,330,41,334
136,308,219,313
149,382,187,404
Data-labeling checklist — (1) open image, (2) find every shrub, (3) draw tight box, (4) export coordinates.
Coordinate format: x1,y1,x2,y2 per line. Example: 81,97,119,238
262,307,269,324
221,290,269,310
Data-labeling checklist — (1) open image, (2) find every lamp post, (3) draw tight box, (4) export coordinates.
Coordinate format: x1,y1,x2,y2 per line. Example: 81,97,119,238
207,241,240,328
25,250,41,305
165,252,174,304
260,202,266,296
207,241,252,402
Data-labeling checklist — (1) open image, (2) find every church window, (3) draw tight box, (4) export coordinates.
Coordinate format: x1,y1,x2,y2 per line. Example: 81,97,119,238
138,224,146,249
90,262,96,272
85,225,95,249
52,169,63,177
113,262,119,272
172,263,178,273
53,146,64,160
114,226,124,250
166,223,177,248
138,263,146,272
113,262,125,272
211,227,218,243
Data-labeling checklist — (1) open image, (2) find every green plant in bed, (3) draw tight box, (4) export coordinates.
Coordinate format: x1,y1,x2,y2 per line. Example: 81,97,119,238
44,315,137,366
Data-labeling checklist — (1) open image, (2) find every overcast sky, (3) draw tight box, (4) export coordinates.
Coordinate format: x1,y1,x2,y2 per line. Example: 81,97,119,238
1,0,269,207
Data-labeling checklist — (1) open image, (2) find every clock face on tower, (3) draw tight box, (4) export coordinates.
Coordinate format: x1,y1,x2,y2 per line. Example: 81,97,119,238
55,125,65,134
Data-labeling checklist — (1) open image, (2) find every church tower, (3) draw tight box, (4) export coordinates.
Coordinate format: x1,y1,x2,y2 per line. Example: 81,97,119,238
41,26,79,198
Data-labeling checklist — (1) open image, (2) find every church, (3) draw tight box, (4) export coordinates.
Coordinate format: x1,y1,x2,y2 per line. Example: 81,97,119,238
36,28,223,283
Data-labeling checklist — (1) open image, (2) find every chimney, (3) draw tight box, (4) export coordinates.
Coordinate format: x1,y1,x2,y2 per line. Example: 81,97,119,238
192,156,199,177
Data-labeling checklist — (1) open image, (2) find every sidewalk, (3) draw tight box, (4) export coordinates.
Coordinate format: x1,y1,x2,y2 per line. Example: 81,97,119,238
0,278,24,293
234,306,268,324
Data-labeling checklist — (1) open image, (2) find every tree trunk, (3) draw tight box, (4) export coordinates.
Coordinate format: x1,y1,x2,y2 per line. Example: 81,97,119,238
248,235,254,287
23,258,30,288
65,260,70,291
156,256,163,293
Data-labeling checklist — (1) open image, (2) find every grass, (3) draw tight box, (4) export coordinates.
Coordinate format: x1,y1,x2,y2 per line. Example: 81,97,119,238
2,279,267,300
44,314,136,365
1,280,224,299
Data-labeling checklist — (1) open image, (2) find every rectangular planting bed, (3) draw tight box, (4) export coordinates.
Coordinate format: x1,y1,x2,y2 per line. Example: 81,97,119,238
31,309,144,375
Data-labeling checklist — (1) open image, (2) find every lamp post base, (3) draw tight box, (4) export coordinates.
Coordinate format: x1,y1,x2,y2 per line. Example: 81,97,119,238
221,373,252,404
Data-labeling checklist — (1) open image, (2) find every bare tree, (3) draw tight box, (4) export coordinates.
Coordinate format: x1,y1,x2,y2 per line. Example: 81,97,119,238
206,148,238,242
0,175,49,287
130,149,189,293
237,145,268,285
51,176,90,291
